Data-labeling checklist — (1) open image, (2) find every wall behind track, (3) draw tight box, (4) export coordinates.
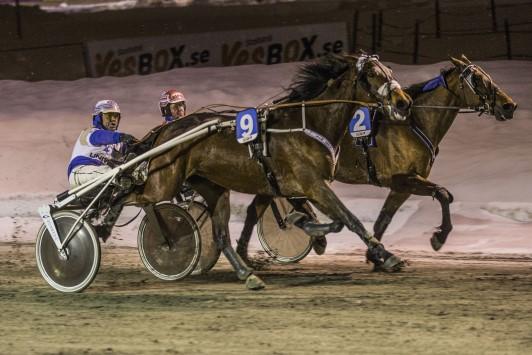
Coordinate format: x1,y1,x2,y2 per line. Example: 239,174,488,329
0,0,530,81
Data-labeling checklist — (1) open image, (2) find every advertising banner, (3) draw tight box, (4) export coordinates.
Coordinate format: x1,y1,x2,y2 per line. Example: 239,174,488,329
85,22,347,77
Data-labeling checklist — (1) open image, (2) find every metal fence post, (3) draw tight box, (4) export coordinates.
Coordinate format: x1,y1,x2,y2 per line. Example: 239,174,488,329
412,20,419,64
353,10,359,51
371,13,377,54
504,19,512,59
15,0,22,39
377,10,383,49
413,20,420,64
490,0,497,32
435,0,441,38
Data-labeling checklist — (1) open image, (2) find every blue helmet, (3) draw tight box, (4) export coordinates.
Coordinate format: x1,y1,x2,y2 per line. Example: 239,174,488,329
92,99,121,129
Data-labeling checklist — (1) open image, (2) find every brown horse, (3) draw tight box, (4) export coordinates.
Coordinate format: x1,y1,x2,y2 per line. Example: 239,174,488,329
235,55,517,268
126,53,412,289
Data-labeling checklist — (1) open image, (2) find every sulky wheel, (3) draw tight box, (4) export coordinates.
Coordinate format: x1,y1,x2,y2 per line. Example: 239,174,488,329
138,203,201,281
185,201,221,275
257,197,312,264
35,210,101,293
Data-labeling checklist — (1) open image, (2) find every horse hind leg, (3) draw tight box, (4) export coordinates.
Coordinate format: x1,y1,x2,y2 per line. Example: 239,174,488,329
391,174,454,251
200,182,265,290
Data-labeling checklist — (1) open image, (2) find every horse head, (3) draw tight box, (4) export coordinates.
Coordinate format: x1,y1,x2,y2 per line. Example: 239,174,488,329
450,55,517,121
352,53,412,120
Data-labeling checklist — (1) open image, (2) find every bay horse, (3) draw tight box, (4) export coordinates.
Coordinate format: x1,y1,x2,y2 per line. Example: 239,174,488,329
126,53,412,289
235,55,517,269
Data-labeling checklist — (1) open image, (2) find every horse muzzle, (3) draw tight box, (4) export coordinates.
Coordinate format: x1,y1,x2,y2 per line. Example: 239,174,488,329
495,102,517,121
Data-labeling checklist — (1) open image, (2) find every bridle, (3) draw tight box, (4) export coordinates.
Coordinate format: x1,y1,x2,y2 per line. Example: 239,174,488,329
413,64,499,117
458,64,498,116
355,54,405,119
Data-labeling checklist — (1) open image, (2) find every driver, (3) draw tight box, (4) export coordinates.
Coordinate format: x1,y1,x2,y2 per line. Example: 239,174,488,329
67,99,138,187
158,89,196,202
67,100,139,242
159,89,186,124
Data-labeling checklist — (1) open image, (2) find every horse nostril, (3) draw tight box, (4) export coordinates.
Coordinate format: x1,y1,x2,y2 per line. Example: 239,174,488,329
503,102,516,112
396,99,409,111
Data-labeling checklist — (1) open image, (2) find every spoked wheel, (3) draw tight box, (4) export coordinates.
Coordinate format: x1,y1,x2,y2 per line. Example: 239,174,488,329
138,203,201,281
257,198,312,264
185,201,220,275
35,211,100,293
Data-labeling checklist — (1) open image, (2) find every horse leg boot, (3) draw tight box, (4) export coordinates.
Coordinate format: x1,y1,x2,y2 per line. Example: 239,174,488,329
391,174,454,251
289,199,329,255
307,182,404,272
367,191,411,270
210,189,265,290
236,195,272,264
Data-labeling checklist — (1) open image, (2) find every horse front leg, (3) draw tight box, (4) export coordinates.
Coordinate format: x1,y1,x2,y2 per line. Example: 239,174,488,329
374,191,411,241
364,191,411,270
391,174,454,251
236,195,272,264
307,181,405,272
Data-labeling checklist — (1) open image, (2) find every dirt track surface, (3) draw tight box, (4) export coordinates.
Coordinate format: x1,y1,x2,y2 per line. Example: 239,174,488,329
1,242,531,355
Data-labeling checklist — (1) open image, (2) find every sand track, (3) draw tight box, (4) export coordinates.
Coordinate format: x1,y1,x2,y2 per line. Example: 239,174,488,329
1,242,531,354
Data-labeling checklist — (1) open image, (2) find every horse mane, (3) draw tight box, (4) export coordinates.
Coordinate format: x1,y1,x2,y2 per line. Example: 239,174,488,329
405,67,456,99
287,54,352,101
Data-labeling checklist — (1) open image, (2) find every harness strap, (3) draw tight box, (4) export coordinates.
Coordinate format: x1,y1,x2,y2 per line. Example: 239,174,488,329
302,128,340,167
260,156,283,196
410,121,437,165
359,139,381,187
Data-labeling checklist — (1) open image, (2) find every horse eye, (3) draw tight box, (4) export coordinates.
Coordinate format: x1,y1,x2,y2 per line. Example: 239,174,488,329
367,71,375,78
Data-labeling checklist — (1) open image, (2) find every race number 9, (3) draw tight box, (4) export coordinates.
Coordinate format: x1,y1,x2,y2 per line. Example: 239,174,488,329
240,114,254,137
236,108,259,144
349,107,372,138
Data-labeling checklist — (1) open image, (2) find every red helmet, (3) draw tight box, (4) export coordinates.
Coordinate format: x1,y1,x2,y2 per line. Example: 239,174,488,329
159,89,186,116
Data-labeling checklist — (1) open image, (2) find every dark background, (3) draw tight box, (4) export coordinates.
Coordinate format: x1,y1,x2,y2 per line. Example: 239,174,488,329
1,0,531,80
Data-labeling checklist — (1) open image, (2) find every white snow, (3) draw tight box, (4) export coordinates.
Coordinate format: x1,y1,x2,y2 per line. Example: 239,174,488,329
0,59,531,255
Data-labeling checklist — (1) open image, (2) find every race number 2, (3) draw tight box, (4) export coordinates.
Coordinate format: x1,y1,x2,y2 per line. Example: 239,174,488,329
236,108,259,143
349,107,372,138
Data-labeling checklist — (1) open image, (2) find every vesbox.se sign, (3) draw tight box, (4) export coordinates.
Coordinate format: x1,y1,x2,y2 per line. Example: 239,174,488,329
85,22,347,77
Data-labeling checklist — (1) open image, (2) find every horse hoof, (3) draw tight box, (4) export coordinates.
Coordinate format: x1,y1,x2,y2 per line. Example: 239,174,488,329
246,274,266,291
312,235,327,255
382,255,405,272
430,230,447,251
365,249,384,271
430,235,443,251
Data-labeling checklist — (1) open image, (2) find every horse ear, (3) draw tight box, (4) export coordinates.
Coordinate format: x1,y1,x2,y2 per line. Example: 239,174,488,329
449,56,466,68
460,54,472,64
